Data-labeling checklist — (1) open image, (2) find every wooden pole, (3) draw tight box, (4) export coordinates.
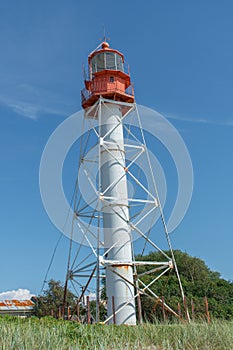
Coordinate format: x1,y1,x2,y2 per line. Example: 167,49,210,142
204,296,210,323
191,299,195,321
62,278,69,319
137,293,143,325
162,296,166,322
76,303,80,320
58,306,62,319
183,296,190,322
177,302,182,319
87,296,91,324
112,296,116,325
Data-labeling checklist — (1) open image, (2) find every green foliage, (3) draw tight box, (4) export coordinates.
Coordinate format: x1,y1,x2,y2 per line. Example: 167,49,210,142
37,252,233,322
35,279,77,318
136,250,233,321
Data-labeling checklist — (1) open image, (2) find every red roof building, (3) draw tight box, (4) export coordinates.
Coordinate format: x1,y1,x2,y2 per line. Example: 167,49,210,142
0,300,35,317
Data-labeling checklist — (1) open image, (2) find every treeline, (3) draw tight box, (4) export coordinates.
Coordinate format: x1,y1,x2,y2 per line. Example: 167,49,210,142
36,250,233,321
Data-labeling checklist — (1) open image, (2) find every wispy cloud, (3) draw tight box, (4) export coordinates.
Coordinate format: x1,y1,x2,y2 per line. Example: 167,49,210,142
0,94,68,120
0,289,34,300
165,113,233,127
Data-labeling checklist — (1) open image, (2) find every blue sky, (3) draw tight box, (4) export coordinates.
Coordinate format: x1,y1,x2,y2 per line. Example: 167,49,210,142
0,0,233,297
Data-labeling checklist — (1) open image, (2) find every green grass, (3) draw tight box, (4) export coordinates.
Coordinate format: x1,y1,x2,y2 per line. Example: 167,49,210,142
0,316,232,350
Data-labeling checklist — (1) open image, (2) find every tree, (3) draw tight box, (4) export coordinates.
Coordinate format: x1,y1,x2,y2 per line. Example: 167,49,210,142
136,250,233,321
35,279,77,318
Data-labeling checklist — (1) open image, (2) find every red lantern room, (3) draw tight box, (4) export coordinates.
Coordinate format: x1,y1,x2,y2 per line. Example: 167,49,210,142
81,41,135,110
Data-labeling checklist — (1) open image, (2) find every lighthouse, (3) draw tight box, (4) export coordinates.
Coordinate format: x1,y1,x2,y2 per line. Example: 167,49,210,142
81,41,137,325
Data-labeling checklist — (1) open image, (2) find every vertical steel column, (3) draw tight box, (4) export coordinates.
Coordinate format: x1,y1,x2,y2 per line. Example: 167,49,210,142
100,101,136,325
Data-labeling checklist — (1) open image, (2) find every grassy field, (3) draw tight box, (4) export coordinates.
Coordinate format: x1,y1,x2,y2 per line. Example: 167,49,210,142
0,317,232,350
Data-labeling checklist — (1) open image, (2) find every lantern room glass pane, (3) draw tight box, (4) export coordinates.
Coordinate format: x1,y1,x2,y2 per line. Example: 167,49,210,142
105,52,115,70
91,52,124,73
116,54,123,71
96,53,105,72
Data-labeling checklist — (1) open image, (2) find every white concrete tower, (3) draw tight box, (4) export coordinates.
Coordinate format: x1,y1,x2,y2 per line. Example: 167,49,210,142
81,41,136,325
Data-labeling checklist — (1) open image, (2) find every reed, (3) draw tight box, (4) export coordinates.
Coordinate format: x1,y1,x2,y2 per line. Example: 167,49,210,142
0,316,232,350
